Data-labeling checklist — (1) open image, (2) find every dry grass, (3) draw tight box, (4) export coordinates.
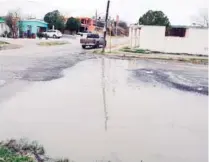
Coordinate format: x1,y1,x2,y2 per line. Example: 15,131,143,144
0,41,9,45
37,41,69,46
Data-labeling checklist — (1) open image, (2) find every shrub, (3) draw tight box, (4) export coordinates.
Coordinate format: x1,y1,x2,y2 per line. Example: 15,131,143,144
0,146,34,162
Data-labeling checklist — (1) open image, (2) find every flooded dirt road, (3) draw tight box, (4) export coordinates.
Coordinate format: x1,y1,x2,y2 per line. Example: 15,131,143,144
0,56,208,162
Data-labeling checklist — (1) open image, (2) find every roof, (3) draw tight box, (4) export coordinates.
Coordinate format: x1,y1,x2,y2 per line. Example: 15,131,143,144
78,17,92,20
20,19,48,24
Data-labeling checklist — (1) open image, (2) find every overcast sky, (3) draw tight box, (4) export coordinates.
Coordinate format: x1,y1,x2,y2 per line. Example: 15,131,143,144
0,0,208,25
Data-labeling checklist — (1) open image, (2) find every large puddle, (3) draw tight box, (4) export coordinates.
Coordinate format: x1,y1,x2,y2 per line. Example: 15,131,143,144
0,58,207,162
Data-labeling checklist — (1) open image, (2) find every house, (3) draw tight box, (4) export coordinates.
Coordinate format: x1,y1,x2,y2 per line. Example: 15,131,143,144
129,25,208,55
0,17,10,36
78,17,95,32
19,19,48,36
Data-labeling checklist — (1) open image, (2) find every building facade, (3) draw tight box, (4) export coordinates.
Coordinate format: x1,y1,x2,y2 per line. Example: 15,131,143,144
78,17,95,32
19,19,48,36
129,25,208,55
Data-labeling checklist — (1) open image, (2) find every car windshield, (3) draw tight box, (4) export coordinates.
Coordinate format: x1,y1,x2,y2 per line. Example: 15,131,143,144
0,1,208,162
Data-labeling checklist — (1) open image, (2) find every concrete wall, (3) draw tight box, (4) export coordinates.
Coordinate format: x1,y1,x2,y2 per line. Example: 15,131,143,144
139,26,165,52
0,23,10,35
136,25,208,55
129,25,140,48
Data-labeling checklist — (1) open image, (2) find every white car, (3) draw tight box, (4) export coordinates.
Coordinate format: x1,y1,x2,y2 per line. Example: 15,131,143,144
43,30,62,38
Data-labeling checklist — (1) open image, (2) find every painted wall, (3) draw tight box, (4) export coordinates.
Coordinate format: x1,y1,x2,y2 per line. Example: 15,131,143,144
130,25,208,55
20,20,48,34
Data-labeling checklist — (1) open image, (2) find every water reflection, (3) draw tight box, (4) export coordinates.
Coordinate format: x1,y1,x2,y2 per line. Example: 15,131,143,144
101,58,108,131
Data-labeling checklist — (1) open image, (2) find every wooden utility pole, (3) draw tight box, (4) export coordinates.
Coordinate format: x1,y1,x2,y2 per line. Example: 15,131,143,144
102,0,110,53
95,10,97,33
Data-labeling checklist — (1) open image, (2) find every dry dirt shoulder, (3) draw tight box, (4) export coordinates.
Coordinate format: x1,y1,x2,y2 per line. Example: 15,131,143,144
92,48,208,64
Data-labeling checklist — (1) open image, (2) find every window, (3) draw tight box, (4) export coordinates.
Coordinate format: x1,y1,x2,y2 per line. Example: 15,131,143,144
87,34,93,38
165,27,187,37
87,34,99,38
94,34,99,38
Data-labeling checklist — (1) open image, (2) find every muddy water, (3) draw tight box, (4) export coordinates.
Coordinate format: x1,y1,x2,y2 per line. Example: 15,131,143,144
0,58,207,162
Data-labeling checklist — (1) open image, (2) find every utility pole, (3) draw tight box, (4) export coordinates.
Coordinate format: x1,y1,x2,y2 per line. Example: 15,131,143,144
95,10,97,33
115,24,118,37
102,0,110,53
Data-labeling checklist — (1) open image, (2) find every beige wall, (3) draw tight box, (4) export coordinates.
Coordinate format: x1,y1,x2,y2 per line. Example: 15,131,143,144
130,25,208,55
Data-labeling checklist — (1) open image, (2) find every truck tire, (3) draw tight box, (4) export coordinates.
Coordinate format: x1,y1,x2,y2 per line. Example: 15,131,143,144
82,45,86,49
95,42,99,48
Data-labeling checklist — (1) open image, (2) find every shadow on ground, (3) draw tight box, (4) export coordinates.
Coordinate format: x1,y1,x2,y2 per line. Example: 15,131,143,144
132,68,208,95
21,53,95,81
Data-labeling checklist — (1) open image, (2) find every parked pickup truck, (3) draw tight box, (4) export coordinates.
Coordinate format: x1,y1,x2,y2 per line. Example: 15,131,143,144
80,33,105,49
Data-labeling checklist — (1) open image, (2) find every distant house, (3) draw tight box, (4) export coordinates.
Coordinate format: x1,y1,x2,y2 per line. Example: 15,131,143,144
19,19,48,36
129,25,208,55
0,17,10,36
78,17,95,32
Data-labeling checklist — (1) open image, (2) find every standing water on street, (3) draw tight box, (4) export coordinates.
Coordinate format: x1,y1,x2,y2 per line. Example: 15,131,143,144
0,58,207,162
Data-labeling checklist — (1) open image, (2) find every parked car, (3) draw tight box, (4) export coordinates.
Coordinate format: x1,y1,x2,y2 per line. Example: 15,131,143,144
43,30,62,38
80,33,105,49
77,31,91,36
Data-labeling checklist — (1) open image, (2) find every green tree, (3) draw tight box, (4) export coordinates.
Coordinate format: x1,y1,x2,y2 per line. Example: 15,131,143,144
65,17,81,32
139,10,170,26
44,10,65,31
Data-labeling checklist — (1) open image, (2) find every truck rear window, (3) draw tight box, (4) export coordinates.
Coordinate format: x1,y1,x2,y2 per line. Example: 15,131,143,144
87,34,99,38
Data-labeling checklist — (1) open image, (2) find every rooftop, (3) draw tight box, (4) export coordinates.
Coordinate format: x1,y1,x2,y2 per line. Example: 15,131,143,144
20,19,48,24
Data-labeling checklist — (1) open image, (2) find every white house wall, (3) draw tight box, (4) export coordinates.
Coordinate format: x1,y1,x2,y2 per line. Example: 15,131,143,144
137,25,208,55
139,26,165,52
0,23,10,35
129,26,140,48
164,28,208,55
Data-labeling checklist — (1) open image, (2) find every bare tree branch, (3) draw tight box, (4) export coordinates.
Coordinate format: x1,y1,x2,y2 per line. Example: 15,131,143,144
192,8,208,27
5,9,22,38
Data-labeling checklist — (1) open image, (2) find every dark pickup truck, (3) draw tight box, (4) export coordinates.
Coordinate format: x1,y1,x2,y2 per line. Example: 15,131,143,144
80,33,105,49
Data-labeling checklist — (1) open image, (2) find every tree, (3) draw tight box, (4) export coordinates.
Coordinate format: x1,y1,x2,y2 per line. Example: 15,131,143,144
192,8,208,27
44,10,65,31
65,17,81,33
5,10,22,38
139,10,170,26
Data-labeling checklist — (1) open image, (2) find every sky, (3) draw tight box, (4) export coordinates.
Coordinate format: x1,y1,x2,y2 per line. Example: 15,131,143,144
0,0,208,25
